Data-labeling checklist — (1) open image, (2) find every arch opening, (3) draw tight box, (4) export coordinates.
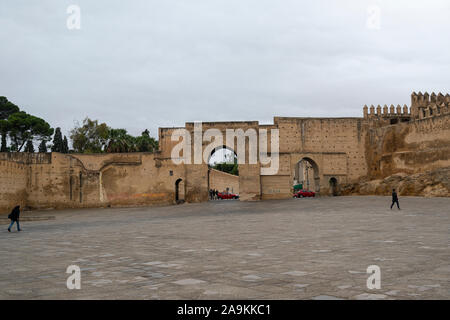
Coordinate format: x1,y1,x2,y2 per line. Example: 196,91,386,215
175,178,185,203
208,146,239,200
294,158,320,193
329,177,338,196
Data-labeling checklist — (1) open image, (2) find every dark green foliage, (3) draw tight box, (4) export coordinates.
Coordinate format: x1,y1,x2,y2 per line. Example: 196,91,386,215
106,128,136,153
0,96,19,119
51,127,64,152
38,140,47,153
136,129,158,152
7,111,54,152
211,162,239,176
24,140,34,153
70,118,159,154
0,97,20,152
0,127,8,152
63,136,69,153
70,118,109,153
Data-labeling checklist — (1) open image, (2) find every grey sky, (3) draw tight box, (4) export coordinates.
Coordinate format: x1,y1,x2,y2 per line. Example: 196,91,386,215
1,0,449,139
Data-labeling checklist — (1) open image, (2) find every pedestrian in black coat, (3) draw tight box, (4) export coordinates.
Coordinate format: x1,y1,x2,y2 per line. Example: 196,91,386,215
7,205,22,232
390,189,400,210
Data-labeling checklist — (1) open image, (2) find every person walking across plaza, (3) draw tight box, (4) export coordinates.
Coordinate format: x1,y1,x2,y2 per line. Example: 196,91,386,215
8,205,22,232
390,189,400,210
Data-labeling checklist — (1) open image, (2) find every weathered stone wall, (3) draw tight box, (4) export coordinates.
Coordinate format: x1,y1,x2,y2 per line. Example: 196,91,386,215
262,117,367,198
209,168,239,194
345,112,450,197
0,92,448,212
0,160,28,213
364,114,449,178
0,153,52,213
0,152,187,213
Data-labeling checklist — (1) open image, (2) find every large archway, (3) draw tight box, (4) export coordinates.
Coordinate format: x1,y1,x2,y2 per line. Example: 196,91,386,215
294,158,320,193
208,145,239,200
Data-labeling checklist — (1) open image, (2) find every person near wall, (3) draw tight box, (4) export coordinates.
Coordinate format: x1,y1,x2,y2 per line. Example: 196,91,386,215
390,189,401,210
8,205,22,232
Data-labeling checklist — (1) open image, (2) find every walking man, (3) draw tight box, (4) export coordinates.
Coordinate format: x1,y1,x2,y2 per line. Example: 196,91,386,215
390,189,400,210
8,205,22,232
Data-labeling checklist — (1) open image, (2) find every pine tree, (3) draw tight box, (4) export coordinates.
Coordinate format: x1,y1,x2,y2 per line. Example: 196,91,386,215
1,133,7,152
38,140,47,153
63,136,69,153
24,140,34,153
51,127,63,152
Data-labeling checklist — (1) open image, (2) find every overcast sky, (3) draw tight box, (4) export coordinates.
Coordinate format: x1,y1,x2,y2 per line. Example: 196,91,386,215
0,0,449,139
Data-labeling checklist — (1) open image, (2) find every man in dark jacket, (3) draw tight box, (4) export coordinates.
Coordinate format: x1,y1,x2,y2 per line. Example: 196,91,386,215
390,189,400,210
7,205,21,232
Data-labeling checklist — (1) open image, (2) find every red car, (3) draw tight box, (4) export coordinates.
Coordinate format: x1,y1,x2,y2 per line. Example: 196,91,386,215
217,192,239,200
293,190,315,198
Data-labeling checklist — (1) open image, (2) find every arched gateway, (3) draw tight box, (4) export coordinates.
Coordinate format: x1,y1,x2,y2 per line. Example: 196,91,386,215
158,117,359,202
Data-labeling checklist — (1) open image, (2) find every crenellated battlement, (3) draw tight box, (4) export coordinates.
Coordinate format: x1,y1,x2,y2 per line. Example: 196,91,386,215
410,91,450,119
363,92,450,124
363,104,410,117
411,91,450,107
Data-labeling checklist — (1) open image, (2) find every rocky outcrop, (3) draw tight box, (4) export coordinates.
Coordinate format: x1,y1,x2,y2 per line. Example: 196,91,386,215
341,167,450,197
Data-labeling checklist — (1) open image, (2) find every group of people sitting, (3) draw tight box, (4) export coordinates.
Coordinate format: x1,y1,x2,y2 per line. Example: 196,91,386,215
209,189,220,200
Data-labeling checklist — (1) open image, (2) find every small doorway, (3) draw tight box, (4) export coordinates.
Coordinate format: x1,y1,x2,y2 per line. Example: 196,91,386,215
175,178,185,203
329,177,338,196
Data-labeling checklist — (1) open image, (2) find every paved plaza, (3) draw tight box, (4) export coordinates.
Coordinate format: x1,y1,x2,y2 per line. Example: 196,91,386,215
0,196,449,300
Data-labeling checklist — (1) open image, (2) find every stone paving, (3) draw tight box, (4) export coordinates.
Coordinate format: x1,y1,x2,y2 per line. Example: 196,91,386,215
0,196,449,300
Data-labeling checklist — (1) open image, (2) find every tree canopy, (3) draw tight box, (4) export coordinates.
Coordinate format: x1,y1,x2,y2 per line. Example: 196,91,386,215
38,140,47,153
70,118,109,153
51,127,64,152
0,98,159,154
7,111,54,152
70,117,158,154
0,97,53,152
0,96,20,152
210,152,238,176
0,96,19,120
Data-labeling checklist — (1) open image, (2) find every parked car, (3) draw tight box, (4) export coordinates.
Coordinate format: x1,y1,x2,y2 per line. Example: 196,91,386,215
293,190,315,198
217,192,239,200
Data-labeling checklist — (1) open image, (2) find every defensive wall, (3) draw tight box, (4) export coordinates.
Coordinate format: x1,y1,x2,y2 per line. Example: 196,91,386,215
0,92,448,213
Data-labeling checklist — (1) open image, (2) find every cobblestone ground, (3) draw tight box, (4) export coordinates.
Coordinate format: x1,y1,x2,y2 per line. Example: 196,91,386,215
0,196,449,300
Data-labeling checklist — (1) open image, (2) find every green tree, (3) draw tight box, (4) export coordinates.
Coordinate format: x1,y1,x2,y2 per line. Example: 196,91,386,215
63,136,69,153
106,128,136,153
0,97,20,151
38,140,47,153
7,111,54,152
136,129,158,152
212,162,238,175
0,120,10,152
24,140,34,153
70,117,109,153
211,151,238,175
51,127,64,152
